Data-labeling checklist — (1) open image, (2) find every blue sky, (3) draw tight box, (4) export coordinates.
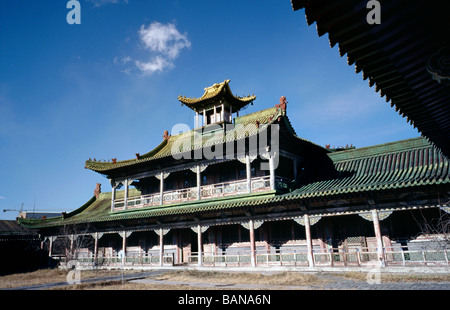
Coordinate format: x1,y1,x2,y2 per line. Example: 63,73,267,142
0,0,419,220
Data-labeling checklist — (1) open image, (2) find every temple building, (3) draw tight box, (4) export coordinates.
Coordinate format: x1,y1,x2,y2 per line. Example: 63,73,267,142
19,80,450,268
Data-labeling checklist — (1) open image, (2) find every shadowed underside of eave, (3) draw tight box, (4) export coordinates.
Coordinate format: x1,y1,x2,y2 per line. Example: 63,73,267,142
290,0,450,158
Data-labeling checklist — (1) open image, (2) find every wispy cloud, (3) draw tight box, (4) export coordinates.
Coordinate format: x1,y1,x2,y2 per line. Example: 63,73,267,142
120,22,191,75
298,85,381,125
0,196,5,199
135,55,171,74
138,22,191,60
113,56,132,65
87,0,128,7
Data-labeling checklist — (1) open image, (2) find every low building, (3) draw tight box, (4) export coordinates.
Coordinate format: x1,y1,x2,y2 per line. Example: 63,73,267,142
19,80,450,268
0,220,42,274
18,212,63,220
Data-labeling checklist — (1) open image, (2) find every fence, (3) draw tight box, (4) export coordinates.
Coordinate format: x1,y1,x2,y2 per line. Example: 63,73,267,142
55,253,174,268
54,246,449,268
188,246,450,267
188,251,310,267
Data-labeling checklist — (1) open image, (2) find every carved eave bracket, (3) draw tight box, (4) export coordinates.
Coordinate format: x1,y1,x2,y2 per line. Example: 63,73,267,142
427,45,450,85
358,210,393,222
294,216,322,226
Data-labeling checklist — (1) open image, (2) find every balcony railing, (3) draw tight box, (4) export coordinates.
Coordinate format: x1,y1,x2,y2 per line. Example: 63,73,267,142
113,176,290,211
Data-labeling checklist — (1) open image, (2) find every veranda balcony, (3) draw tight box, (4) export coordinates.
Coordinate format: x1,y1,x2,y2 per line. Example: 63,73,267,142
113,175,290,211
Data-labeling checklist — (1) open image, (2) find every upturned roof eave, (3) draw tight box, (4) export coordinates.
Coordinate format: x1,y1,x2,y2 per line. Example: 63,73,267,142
84,106,299,175
177,80,256,112
18,190,279,229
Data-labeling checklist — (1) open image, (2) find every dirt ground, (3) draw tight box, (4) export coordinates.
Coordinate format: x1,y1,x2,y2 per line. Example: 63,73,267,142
1,268,449,290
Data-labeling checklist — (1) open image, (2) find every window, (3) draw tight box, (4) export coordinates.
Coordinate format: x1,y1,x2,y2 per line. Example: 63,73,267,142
238,168,246,178
183,172,192,188
165,180,174,190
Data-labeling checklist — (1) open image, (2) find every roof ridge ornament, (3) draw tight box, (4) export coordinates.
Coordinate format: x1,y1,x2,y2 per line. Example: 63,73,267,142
94,183,101,199
163,130,171,141
275,96,287,112
204,79,230,93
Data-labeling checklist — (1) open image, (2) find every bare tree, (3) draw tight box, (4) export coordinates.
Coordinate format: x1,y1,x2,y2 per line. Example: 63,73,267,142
411,207,450,251
53,224,94,264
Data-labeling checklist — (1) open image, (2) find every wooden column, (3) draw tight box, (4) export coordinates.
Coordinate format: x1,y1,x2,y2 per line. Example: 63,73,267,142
178,231,183,265
70,234,75,256
124,179,129,210
195,111,199,128
118,231,131,265
159,172,164,205
304,214,315,267
246,155,252,193
269,154,275,190
121,231,127,265
93,232,103,265
159,228,164,267
249,218,256,267
48,236,55,258
94,233,99,264
293,158,299,179
203,109,206,126
197,165,201,200
197,223,203,267
111,181,116,212
371,209,386,267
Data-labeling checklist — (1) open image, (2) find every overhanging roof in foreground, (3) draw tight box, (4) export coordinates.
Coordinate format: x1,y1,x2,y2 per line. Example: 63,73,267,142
291,0,450,158
19,137,450,230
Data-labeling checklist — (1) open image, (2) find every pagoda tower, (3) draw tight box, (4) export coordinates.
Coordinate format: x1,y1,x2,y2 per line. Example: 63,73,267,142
178,79,256,128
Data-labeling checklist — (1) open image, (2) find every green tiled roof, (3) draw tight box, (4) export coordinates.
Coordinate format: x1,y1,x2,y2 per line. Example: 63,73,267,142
19,137,450,230
288,137,450,199
0,220,36,236
85,106,280,173
84,105,322,174
18,190,279,229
